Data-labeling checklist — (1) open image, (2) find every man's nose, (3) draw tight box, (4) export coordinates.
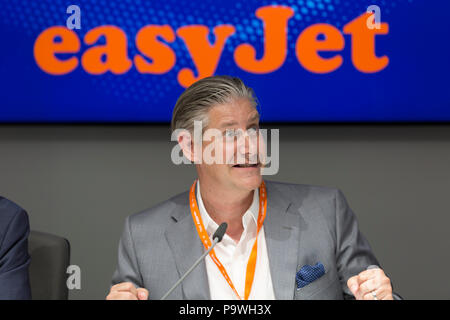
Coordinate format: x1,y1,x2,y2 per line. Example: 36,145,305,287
237,131,259,158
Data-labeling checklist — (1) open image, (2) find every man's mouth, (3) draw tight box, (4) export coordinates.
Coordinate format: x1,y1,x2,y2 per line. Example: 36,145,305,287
232,163,260,168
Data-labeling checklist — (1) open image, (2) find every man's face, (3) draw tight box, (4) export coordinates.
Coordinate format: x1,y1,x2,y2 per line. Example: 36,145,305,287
196,98,264,193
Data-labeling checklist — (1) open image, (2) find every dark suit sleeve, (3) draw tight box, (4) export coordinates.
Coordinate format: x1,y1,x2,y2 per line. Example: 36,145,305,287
334,190,381,300
0,206,32,300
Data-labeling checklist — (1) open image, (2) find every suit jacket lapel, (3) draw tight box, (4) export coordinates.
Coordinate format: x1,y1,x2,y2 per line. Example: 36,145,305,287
163,181,304,300
164,196,211,300
264,181,301,300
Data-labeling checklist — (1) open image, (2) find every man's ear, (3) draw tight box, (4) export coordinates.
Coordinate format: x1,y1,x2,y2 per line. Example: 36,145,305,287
177,130,200,163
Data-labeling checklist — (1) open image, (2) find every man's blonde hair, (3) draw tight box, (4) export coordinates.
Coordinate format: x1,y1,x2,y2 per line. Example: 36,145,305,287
171,75,258,133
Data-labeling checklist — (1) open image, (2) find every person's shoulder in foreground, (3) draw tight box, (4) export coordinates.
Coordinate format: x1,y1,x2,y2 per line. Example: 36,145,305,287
0,196,32,300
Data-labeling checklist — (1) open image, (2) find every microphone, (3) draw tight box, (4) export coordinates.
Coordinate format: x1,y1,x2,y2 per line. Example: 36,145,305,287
160,222,228,300
212,222,227,242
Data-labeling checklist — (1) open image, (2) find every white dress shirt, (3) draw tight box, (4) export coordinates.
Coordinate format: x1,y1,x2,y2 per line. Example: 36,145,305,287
196,181,275,300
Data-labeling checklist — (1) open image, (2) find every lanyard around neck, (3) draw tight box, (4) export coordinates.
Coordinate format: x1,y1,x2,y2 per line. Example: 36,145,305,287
189,179,267,300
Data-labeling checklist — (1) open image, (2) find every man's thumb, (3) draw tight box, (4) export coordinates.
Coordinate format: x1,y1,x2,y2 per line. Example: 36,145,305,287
137,288,149,300
347,276,359,295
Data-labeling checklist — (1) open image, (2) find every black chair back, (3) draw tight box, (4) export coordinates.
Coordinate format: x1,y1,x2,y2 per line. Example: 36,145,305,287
28,231,70,300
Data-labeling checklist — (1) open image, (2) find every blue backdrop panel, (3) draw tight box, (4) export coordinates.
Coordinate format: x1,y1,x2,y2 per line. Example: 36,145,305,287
0,0,448,123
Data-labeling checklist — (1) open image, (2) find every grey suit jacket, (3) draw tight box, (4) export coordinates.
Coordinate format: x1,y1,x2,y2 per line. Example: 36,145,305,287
112,180,383,300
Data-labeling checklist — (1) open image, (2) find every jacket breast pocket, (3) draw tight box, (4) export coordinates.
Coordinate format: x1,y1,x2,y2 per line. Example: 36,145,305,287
294,271,343,300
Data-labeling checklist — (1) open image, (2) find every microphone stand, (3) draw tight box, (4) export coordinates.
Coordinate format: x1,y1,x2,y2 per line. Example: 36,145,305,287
160,237,219,300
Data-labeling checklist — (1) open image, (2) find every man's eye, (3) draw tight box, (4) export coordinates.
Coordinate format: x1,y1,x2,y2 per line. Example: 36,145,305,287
247,127,258,135
224,130,235,138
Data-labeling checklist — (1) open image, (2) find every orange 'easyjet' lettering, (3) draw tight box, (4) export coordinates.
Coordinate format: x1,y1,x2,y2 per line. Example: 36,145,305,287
296,24,344,73
343,12,389,73
32,7,390,83
82,26,132,75
134,25,176,74
234,6,294,73
34,26,80,75
176,25,235,88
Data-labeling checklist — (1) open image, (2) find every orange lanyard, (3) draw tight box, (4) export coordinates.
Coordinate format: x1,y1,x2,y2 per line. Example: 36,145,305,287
189,179,267,300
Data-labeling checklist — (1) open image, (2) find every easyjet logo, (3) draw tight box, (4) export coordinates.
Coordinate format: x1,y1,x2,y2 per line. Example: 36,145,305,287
33,5,389,88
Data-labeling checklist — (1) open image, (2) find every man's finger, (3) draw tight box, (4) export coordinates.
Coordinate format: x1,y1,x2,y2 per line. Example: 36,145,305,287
358,278,378,296
361,284,392,300
347,276,360,295
110,282,137,299
137,288,149,300
362,289,379,300
107,291,138,300
110,282,136,291
357,269,380,282
381,291,394,300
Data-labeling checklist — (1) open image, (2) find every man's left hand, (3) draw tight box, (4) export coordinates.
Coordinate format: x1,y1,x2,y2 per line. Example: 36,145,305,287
347,268,393,300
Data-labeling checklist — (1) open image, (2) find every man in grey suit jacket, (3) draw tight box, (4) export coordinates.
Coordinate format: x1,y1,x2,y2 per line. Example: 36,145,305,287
108,75,396,300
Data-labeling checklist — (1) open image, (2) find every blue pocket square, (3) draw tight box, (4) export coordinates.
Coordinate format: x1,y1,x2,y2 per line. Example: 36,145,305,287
296,262,326,289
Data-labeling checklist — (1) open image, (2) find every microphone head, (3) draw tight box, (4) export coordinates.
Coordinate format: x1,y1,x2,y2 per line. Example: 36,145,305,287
212,223,228,242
